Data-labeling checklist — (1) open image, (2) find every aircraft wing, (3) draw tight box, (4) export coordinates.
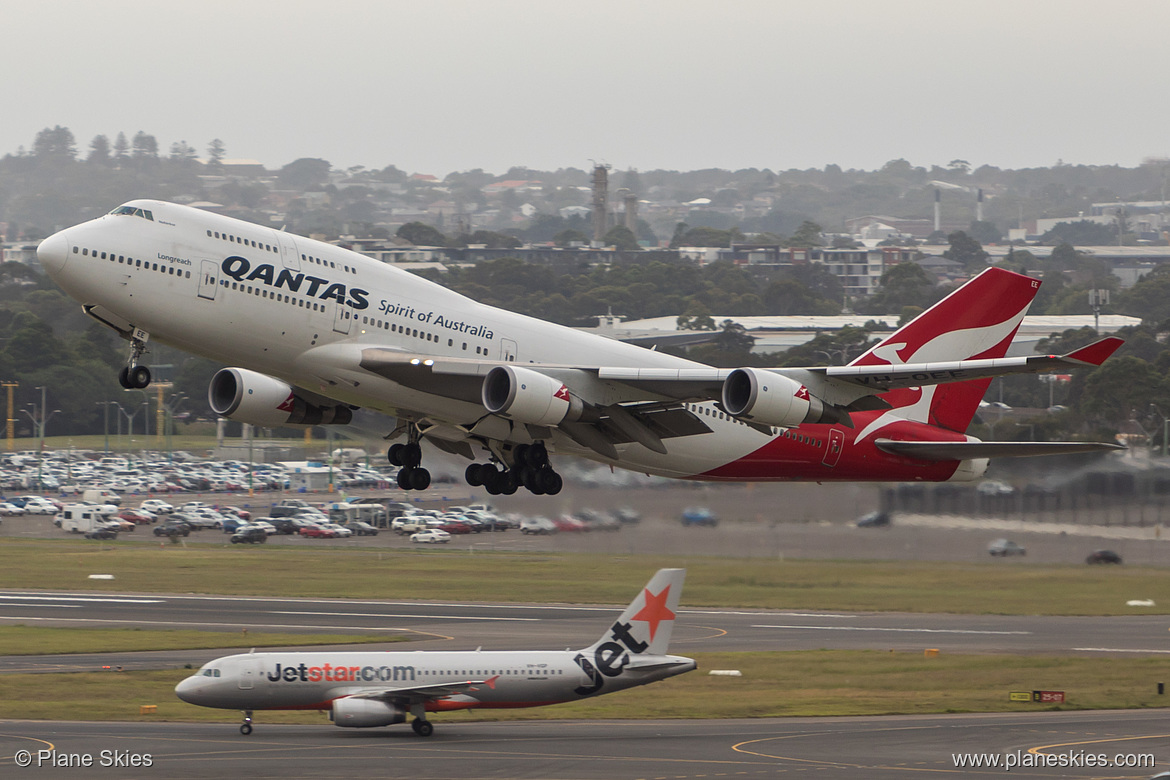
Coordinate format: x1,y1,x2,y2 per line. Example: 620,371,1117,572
347,679,489,705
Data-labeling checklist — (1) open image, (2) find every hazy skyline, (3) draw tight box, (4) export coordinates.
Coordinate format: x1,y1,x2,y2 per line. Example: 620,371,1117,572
5,0,1169,177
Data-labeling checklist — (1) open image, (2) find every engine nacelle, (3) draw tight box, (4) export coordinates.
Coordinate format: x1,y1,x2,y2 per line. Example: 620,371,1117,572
722,368,846,428
208,368,353,427
331,697,406,728
482,366,583,426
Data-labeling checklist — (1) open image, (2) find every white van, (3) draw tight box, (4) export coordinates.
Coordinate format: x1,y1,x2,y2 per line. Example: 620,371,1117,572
59,505,108,534
82,489,122,506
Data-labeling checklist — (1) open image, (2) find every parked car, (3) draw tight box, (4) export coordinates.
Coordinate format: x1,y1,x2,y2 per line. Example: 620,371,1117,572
681,507,718,527
84,526,118,540
118,509,156,525
519,516,557,535
411,528,451,544
392,516,429,535
140,499,174,514
348,520,379,536
299,524,337,538
1086,549,1123,564
988,538,1026,557
230,526,268,544
154,522,190,537
321,523,353,538
977,480,1015,496
856,511,891,528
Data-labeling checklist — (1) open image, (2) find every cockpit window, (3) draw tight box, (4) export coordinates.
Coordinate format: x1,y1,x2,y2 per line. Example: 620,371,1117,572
201,668,221,677
109,205,155,221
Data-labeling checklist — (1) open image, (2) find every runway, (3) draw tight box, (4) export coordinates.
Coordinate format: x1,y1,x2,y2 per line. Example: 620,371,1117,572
1,589,1169,673
1,711,1166,778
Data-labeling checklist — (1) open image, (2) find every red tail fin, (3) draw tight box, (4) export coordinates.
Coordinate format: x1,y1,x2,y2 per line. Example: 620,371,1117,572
849,268,1040,432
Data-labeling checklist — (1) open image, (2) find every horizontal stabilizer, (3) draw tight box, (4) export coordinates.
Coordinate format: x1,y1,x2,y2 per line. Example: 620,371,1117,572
875,439,1125,461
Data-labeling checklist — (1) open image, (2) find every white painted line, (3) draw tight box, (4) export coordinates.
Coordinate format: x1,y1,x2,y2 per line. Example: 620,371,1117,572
268,611,538,622
0,616,411,631
0,595,163,604
753,624,1031,635
1073,647,1170,654
0,603,81,609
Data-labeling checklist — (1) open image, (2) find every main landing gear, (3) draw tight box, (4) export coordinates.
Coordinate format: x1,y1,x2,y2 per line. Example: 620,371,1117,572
389,426,431,491
465,442,563,496
118,328,151,389
411,718,434,737
240,710,253,735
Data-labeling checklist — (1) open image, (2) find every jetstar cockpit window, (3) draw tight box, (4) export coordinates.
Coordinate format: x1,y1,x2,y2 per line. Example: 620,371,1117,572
200,668,221,678
109,205,154,221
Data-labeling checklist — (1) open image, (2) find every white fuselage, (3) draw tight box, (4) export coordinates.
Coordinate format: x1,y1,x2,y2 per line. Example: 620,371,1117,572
38,199,792,478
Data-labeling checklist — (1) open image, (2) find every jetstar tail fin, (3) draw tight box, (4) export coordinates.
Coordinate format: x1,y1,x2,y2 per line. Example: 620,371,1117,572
848,267,1041,432
586,568,685,656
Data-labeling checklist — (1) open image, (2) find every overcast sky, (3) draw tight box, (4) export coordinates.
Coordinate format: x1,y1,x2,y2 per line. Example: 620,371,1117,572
4,0,1168,177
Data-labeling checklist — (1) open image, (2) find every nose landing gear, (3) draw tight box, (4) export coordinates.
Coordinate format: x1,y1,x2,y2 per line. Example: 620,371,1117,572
118,328,152,389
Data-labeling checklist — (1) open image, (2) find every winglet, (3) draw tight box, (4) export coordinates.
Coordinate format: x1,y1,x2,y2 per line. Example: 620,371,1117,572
1062,337,1124,366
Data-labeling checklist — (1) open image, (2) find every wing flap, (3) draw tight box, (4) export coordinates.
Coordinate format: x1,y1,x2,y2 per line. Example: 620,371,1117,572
350,679,487,704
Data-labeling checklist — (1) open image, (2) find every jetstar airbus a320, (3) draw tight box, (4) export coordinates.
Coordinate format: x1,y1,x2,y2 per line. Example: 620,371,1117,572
37,200,1122,495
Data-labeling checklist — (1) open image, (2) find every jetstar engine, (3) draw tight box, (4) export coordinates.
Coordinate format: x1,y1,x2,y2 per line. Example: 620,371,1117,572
482,366,584,426
208,368,353,427
330,698,406,728
721,368,851,428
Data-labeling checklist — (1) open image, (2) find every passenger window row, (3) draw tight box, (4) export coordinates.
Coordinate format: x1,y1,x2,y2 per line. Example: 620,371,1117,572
358,314,485,353
218,278,326,312
206,229,278,254
73,246,192,279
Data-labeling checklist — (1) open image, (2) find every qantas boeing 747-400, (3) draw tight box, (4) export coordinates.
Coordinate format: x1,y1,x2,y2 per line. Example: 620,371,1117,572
36,200,1123,494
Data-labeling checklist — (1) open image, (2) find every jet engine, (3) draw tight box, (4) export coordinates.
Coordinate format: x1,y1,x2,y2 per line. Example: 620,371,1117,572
721,368,849,428
481,366,583,426
331,697,406,728
208,367,353,427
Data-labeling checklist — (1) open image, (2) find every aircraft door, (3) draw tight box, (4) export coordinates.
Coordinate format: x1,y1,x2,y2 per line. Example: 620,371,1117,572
237,658,257,690
821,428,845,468
276,232,301,271
500,338,518,362
197,260,218,301
333,301,353,335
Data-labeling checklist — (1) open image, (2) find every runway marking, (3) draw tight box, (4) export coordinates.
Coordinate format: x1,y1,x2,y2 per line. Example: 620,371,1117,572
0,603,81,608
0,616,412,632
1028,732,1170,752
1073,646,1170,654
0,595,163,604
268,611,538,622
753,624,1030,635
0,733,55,763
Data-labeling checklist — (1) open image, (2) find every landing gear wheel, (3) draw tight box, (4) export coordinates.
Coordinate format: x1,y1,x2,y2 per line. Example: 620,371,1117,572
537,469,562,495
388,443,405,467
409,467,431,491
401,442,422,468
465,463,484,487
411,719,433,737
397,467,414,490
130,365,151,389
240,723,252,735
526,442,548,468
118,366,131,389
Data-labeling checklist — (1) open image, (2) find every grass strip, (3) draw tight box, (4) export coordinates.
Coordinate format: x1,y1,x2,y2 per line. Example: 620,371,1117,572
4,651,1169,723
0,541,1167,615
0,626,403,655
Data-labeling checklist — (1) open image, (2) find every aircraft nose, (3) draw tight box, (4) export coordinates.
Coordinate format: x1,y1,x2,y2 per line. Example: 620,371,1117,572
37,230,70,276
174,675,208,705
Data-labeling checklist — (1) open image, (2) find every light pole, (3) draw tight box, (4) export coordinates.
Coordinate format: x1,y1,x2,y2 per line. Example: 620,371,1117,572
1151,405,1169,458
96,401,117,455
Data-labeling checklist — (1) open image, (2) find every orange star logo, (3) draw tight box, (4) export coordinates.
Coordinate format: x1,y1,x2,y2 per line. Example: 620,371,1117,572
631,586,675,641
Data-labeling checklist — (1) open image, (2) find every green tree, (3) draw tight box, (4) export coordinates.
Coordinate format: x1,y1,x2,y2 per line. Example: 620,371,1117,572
941,230,989,270
857,262,939,314
553,228,588,247
603,225,640,251
32,126,76,160
787,220,823,248
277,158,331,190
396,222,448,247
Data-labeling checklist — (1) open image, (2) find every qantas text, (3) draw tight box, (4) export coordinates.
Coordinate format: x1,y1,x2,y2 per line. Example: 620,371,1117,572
220,256,369,310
